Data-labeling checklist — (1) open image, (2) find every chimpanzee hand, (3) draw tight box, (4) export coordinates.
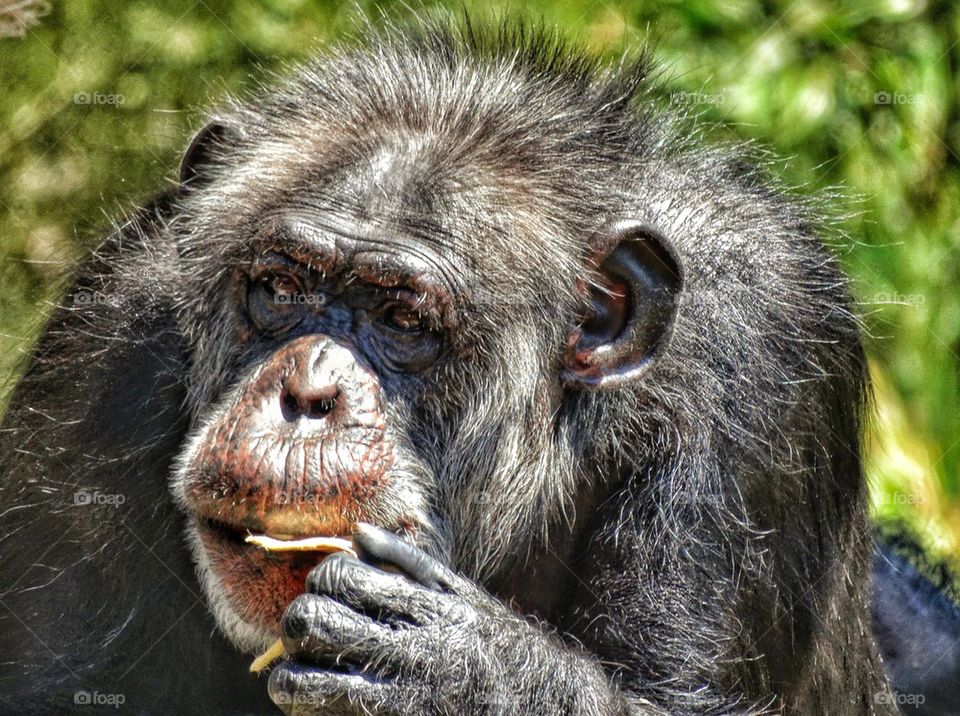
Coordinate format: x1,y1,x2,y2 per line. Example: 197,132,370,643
266,523,630,715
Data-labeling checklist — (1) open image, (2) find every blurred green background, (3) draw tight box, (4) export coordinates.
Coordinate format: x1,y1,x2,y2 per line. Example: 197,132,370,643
1,0,958,564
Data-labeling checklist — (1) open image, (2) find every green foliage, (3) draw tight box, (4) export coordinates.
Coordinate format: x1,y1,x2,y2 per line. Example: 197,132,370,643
1,0,957,559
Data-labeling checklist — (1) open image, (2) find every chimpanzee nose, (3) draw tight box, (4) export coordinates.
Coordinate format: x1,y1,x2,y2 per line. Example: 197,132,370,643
280,375,341,420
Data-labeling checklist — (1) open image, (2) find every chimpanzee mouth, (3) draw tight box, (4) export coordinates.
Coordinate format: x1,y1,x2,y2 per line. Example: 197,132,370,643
200,517,252,545
195,516,351,638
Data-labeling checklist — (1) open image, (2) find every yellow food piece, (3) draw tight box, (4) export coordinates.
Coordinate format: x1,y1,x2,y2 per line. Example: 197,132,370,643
247,533,357,673
250,638,284,674
244,534,357,558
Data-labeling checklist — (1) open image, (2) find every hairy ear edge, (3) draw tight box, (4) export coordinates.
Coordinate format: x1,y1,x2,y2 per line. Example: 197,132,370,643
562,219,682,388
179,119,243,189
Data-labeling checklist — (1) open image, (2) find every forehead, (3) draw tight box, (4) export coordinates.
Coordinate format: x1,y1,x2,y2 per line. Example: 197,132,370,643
213,120,570,291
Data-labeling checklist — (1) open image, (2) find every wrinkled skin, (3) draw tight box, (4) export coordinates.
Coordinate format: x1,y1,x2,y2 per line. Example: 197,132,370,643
0,19,915,716
269,525,627,715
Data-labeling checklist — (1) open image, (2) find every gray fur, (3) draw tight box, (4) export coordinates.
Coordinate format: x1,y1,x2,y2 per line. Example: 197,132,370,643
0,17,898,715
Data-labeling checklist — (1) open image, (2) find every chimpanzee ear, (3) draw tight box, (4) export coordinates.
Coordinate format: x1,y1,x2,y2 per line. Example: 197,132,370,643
179,119,242,190
562,219,682,388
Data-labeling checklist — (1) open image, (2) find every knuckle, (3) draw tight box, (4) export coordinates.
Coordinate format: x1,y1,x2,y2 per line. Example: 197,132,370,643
281,593,320,640
267,664,300,712
306,552,359,596
282,594,362,657
268,665,338,715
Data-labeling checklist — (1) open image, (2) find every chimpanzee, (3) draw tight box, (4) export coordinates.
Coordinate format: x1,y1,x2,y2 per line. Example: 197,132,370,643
0,17,955,716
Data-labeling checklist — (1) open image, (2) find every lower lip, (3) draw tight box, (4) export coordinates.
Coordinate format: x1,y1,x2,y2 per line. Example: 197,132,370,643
197,518,333,634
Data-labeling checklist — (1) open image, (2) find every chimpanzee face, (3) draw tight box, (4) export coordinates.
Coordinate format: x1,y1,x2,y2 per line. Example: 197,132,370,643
174,210,458,649
170,119,680,652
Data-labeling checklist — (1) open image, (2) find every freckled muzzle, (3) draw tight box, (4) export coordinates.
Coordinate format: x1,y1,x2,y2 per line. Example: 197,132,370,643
185,334,396,534
178,334,398,634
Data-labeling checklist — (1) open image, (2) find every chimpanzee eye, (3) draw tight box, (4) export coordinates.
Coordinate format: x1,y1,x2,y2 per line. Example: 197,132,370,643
254,271,303,310
262,272,300,300
383,304,425,333
247,269,306,332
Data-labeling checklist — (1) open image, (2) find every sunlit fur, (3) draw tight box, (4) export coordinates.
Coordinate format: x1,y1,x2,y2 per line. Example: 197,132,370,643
0,16,897,713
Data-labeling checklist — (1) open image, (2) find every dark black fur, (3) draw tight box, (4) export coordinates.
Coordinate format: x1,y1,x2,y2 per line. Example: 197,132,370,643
0,18,919,715
0,192,272,713
871,533,960,715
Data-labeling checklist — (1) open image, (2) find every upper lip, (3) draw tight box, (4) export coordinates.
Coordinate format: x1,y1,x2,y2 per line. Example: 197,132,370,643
194,507,353,540
202,518,344,544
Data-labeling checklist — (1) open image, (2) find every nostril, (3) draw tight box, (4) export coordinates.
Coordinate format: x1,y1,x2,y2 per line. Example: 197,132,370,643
307,395,337,418
280,384,340,421
281,390,299,416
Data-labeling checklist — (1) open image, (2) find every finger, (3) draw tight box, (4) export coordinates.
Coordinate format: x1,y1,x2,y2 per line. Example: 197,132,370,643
269,662,401,716
306,552,447,626
281,592,389,665
353,522,456,591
